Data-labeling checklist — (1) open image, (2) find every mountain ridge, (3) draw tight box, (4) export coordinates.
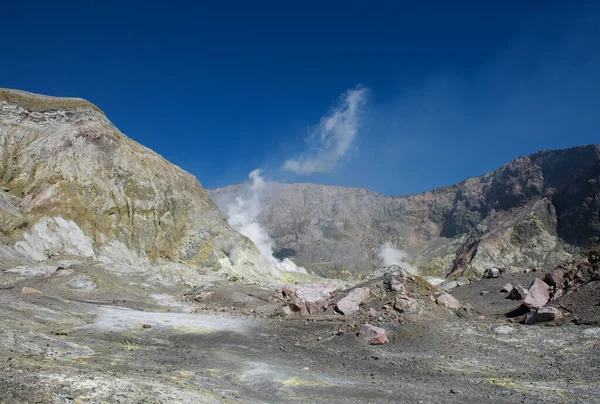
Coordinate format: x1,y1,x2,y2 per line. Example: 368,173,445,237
0,88,278,283
212,144,600,278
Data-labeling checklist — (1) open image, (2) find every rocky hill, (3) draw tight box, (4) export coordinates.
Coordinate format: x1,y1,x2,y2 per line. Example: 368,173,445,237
212,145,600,279
0,89,276,282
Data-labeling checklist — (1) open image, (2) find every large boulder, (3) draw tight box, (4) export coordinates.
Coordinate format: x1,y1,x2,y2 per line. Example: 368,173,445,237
523,279,550,309
335,287,370,316
290,283,339,315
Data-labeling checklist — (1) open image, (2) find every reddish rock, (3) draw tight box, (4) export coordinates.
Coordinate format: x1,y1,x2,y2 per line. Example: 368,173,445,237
335,287,371,316
393,297,417,313
507,285,527,300
290,283,338,315
478,315,486,321
20,287,42,295
436,293,461,310
523,279,550,309
358,324,388,345
272,286,295,302
543,270,564,288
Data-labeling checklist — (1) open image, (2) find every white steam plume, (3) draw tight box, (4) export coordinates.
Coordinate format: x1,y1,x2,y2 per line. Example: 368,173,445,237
218,169,306,273
377,242,417,275
283,86,368,175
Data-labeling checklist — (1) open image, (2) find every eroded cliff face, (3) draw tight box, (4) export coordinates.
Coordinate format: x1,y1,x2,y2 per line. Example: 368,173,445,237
212,145,600,278
0,89,276,282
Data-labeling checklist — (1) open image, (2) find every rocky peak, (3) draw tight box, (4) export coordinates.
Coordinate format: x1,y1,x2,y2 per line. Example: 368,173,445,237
0,88,277,283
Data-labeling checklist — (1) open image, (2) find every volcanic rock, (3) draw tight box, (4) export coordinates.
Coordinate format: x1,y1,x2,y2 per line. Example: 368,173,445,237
290,283,338,315
501,283,514,293
335,287,371,316
436,293,461,310
526,307,564,324
485,268,500,278
358,324,388,345
523,279,550,309
507,285,528,300
393,297,417,313
543,270,564,288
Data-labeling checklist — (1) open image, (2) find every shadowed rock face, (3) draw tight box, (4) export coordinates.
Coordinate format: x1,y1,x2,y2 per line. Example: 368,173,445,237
0,89,275,282
212,145,600,278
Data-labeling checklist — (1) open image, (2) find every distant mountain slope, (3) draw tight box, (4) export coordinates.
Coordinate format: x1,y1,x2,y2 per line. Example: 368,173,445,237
0,88,275,282
212,145,600,278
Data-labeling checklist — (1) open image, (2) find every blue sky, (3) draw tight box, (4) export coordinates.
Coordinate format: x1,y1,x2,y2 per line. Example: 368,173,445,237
2,1,599,195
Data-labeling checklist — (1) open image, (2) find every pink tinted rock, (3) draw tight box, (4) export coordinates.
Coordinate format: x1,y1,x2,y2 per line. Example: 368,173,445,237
272,286,295,302
543,270,564,288
358,324,388,345
523,279,550,309
393,297,417,313
335,287,371,316
290,282,338,315
436,293,461,310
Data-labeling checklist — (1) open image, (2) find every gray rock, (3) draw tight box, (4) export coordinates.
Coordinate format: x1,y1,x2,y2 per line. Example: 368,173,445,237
501,283,514,293
528,307,564,324
68,275,96,291
493,325,515,335
507,285,528,300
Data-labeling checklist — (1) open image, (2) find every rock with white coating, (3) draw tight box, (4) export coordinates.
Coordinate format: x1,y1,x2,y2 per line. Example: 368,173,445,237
501,283,514,293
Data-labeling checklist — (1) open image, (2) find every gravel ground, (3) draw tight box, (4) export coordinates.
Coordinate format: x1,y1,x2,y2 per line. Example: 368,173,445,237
1,264,599,403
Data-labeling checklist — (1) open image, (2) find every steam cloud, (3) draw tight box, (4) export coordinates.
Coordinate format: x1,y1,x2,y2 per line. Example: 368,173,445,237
218,169,306,273
377,242,417,275
283,86,368,175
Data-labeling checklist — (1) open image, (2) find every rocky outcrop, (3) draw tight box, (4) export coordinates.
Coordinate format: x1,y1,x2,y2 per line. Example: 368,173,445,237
212,144,600,278
0,89,276,282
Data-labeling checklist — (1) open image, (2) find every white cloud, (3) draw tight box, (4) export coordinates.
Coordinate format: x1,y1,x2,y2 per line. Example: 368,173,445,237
283,86,368,175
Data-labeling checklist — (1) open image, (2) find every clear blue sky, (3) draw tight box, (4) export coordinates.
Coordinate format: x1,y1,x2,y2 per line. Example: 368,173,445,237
2,1,599,195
